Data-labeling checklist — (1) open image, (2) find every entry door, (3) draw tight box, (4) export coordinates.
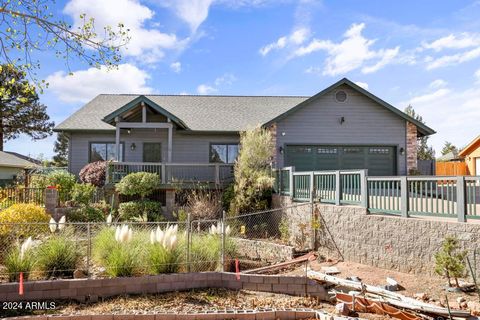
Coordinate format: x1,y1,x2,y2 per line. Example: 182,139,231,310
476,158,480,176
143,143,162,162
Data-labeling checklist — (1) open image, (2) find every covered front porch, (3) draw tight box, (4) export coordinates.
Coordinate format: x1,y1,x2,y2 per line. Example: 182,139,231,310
102,95,236,187
105,162,234,186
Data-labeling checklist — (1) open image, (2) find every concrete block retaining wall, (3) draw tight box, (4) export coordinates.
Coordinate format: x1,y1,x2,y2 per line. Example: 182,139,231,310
8,309,325,320
273,194,480,275
0,272,326,303
233,238,295,262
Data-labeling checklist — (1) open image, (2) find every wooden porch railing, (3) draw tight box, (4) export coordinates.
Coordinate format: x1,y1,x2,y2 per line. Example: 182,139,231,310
106,162,234,185
274,166,480,222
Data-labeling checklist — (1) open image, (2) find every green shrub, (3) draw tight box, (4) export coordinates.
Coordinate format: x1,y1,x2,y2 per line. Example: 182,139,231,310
118,200,164,222
222,183,235,213
45,170,76,201
116,172,160,198
71,183,96,206
37,232,80,278
67,206,105,222
0,204,50,237
4,242,36,282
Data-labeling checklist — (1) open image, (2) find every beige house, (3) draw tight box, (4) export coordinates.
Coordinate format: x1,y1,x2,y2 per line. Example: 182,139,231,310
0,151,40,186
459,135,480,175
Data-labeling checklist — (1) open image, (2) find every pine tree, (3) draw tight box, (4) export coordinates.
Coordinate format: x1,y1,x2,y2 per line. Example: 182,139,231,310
434,236,467,287
0,64,54,150
53,132,69,167
441,141,459,156
404,105,435,160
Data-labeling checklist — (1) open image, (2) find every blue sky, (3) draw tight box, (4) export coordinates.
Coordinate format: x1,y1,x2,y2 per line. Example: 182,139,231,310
7,0,480,159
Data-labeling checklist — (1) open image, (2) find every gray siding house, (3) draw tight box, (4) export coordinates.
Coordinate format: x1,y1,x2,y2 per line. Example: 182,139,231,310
54,78,435,186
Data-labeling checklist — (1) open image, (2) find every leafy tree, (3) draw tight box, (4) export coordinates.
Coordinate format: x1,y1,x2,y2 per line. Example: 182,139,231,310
404,105,435,160
53,132,68,167
441,141,459,156
231,126,275,214
0,64,54,150
0,0,129,86
79,161,107,187
434,236,467,287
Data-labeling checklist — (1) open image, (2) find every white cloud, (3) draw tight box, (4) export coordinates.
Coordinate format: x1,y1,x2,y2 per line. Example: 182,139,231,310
197,73,237,94
354,81,369,90
197,84,217,95
399,79,480,154
429,79,447,89
294,23,399,76
170,62,182,73
422,33,480,51
475,69,480,82
259,27,310,56
425,47,480,69
161,0,214,32
214,73,237,86
64,0,185,63
407,88,451,105
46,64,152,103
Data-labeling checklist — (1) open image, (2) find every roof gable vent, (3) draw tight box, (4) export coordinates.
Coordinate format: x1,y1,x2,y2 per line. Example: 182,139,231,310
335,90,347,103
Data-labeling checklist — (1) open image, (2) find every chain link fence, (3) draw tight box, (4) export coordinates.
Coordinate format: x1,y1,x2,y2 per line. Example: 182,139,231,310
0,203,313,283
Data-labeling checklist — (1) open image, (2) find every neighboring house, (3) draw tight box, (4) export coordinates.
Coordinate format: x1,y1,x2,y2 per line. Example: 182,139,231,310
459,135,480,176
0,151,39,186
54,78,435,186
437,151,461,162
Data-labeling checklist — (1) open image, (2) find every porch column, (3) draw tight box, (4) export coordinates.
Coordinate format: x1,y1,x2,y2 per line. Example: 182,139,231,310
167,125,172,162
115,117,121,161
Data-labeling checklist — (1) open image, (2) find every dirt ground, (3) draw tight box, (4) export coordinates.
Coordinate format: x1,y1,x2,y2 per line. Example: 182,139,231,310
4,259,479,319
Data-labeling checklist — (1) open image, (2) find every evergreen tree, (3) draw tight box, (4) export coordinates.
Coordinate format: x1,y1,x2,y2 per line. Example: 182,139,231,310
231,126,275,214
53,132,69,167
434,236,467,287
441,141,459,156
0,64,54,150
404,105,435,160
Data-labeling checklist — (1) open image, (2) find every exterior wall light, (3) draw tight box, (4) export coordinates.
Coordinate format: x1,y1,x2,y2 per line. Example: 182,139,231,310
279,146,284,154
130,143,136,151
399,147,405,155
339,116,345,124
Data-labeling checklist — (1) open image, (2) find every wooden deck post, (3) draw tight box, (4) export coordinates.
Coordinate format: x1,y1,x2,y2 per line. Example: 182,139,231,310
335,171,341,206
360,169,368,208
289,167,294,198
457,176,466,222
400,176,409,218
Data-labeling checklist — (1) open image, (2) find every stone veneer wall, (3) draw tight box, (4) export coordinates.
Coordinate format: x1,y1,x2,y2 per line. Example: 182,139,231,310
273,195,480,274
0,272,326,303
406,121,418,174
233,238,295,262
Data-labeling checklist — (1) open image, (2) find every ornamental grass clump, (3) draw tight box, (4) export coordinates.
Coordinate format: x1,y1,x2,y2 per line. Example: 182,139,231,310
147,225,181,274
93,225,142,277
37,230,80,279
4,237,36,282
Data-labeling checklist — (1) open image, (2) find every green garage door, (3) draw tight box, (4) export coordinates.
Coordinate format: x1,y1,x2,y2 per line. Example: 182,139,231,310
285,145,396,176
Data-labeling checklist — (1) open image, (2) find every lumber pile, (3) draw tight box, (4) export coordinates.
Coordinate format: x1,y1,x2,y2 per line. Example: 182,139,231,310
307,269,472,320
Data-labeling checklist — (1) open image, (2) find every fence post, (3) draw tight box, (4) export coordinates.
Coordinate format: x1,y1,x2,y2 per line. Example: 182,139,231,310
360,170,368,208
214,164,220,185
221,210,226,271
161,164,166,184
457,176,466,223
309,172,315,203
400,176,409,218
186,212,191,272
335,171,341,206
87,222,91,278
289,167,294,197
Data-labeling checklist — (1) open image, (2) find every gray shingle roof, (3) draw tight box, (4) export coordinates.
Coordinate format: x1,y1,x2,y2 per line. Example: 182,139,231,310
0,151,39,168
55,94,309,132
